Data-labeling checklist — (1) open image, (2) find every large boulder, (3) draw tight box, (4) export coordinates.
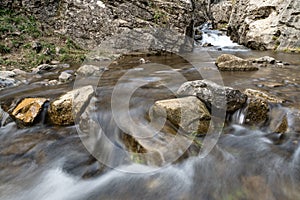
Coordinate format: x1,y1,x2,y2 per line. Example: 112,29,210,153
215,54,259,71
242,88,285,125
151,96,211,134
48,85,94,125
244,98,269,125
11,98,48,126
177,80,247,112
228,0,300,51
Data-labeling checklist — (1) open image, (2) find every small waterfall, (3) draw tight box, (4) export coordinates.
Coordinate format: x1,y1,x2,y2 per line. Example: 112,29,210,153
194,22,248,51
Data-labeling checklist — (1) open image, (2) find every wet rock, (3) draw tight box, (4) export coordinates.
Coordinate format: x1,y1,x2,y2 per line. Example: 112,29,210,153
76,65,106,77
0,71,16,78
48,80,59,86
258,82,284,88
32,64,57,74
244,98,269,125
268,108,288,133
11,98,48,126
244,88,285,103
253,56,276,64
151,96,211,134
0,71,19,89
58,71,72,83
287,110,300,133
48,85,94,125
216,54,259,71
12,69,27,76
202,43,213,47
0,106,12,126
177,80,247,112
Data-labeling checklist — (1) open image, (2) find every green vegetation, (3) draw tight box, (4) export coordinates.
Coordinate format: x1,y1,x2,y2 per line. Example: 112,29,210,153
153,9,169,25
0,8,87,71
283,47,300,53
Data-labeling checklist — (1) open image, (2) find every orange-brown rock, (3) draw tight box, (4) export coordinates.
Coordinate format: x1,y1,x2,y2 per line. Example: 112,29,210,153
12,98,48,125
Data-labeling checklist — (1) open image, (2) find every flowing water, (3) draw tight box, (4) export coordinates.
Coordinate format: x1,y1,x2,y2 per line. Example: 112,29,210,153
1,31,300,199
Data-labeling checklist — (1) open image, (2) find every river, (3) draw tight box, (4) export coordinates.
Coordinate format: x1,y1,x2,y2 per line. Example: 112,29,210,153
1,29,300,200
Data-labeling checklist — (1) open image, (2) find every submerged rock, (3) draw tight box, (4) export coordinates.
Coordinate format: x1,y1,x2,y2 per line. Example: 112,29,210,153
59,71,72,83
48,85,94,125
12,98,48,126
76,65,106,77
216,54,259,71
177,80,247,112
151,96,211,134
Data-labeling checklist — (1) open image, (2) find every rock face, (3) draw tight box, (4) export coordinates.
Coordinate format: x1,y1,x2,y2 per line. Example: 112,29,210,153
11,98,48,125
228,0,300,51
216,54,259,71
151,96,211,134
48,85,94,125
211,1,232,29
177,80,247,112
0,0,200,50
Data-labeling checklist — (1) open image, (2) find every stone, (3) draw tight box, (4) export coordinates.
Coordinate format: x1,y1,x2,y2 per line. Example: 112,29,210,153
0,71,16,78
0,77,18,90
32,64,57,74
48,85,94,125
177,80,247,112
12,69,27,75
244,88,285,103
211,1,232,28
48,80,59,86
151,96,211,134
32,41,42,53
216,54,259,71
244,98,269,125
228,0,300,51
76,65,105,77
253,56,276,64
215,54,243,65
0,106,12,127
11,98,48,125
268,108,288,133
59,72,72,83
